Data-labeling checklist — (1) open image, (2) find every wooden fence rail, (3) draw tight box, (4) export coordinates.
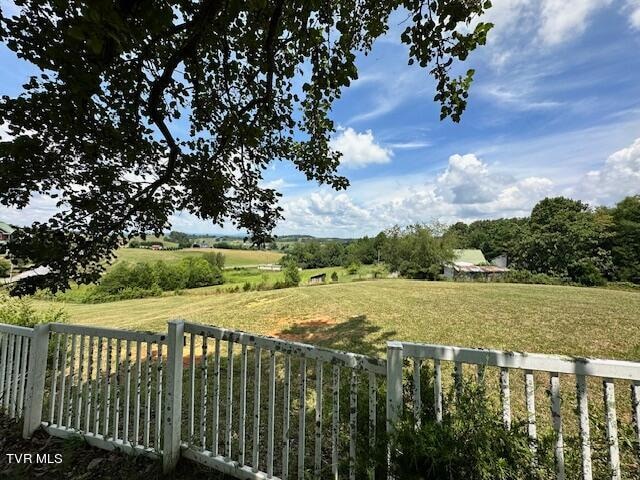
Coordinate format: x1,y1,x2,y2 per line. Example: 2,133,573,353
1,320,639,479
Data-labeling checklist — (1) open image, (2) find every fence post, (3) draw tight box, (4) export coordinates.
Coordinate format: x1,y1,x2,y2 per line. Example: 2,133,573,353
163,320,184,473
22,323,50,439
386,341,403,478
386,341,403,431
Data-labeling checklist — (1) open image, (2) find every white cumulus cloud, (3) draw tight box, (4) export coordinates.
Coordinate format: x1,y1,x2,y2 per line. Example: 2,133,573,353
278,153,556,236
330,128,392,169
625,0,640,28
538,0,611,46
282,192,371,231
579,137,640,203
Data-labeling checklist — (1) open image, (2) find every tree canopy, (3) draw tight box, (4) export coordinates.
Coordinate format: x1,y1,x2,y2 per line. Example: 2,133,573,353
0,0,492,293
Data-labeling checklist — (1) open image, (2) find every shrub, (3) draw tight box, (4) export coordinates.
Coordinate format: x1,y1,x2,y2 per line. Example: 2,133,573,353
346,262,361,275
128,262,157,289
92,258,223,302
180,257,224,288
282,261,301,287
202,252,226,269
0,292,68,327
331,271,339,282
242,282,252,291
0,257,11,277
568,259,607,286
371,264,387,279
87,285,163,303
153,261,186,291
499,269,564,286
390,382,540,479
98,262,133,294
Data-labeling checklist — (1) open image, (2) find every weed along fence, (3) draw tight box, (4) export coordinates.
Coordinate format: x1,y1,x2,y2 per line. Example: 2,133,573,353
388,342,640,480
0,320,638,479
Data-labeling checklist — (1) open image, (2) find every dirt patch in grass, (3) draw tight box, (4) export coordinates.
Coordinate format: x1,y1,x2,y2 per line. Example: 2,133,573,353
274,314,395,357
270,314,338,343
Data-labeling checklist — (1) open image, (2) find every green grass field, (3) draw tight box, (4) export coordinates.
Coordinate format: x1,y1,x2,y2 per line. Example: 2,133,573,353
33,280,640,361
114,246,283,266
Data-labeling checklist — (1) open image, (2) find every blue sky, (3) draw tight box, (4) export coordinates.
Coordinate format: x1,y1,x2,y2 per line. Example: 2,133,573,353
2,0,640,237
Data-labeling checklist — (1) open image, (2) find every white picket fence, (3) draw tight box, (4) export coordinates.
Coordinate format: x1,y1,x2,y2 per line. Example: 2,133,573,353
0,324,33,419
1,320,639,479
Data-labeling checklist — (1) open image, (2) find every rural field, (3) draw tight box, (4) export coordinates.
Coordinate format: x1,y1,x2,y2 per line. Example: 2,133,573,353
33,280,640,361
114,246,283,266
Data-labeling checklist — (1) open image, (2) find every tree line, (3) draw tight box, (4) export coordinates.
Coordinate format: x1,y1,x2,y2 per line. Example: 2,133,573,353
282,195,640,286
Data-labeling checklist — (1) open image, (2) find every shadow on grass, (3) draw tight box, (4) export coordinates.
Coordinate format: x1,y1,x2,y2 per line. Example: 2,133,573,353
276,314,395,357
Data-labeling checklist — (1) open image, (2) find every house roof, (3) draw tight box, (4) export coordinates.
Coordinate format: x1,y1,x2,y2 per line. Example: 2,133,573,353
453,264,509,273
0,221,15,235
452,249,487,265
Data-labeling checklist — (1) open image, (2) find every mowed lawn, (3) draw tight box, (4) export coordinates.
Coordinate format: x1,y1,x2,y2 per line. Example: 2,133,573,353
33,280,640,361
114,247,283,267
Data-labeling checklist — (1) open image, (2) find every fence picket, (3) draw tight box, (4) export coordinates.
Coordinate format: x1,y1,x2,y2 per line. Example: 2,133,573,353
550,373,565,480
57,334,68,426
298,358,307,479
225,339,234,459
331,365,340,480
9,336,25,418
49,334,61,423
239,343,248,466
94,337,103,434
84,336,94,433
67,334,78,427
0,334,7,405
133,340,141,446
9,336,22,417
434,358,442,423
144,340,152,448
413,359,421,426
114,338,121,441
525,370,537,459
368,372,377,455
212,338,220,455
75,335,85,431
282,355,291,480
5,334,14,411
17,336,29,416
267,350,276,477
188,333,195,443
633,381,640,462
124,339,132,444
155,342,163,450
200,334,208,451
349,370,358,480
314,360,323,480
576,375,592,480
500,368,511,430
603,380,621,480
252,346,262,471
104,338,112,437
